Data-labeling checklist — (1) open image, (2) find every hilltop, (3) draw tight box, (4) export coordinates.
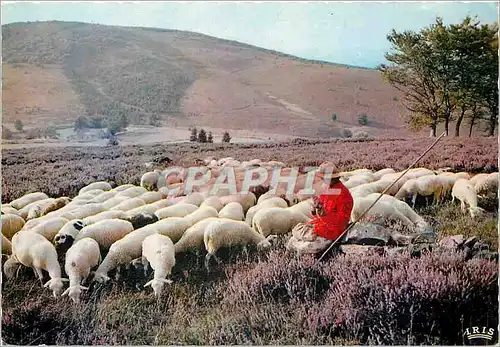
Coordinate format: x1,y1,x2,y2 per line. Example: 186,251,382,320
3,20,412,142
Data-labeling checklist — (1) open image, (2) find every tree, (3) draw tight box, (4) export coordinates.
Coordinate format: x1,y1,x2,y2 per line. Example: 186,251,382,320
207,131,213,143
74,116,89,132
331,113,338,121
358,114,368,125
198,128,207,143
14,119,23,132
222,131,231,143
190,127,198,142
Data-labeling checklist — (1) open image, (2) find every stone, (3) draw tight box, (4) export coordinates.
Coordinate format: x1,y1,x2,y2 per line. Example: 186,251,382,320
390,232,414,246
412,231,438,245
342,222,392,246
340,245,386,256
385,246,408,256
438,235,465,250
473,250,498,261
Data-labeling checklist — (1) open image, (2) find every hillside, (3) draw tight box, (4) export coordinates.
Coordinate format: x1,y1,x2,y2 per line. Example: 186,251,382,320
3,21,412,139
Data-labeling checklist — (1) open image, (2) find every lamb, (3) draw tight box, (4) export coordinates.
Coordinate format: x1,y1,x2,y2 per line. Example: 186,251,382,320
218,202,244,221
474,172,499,196
174,217,219,254
53,220,86,252
7,230,68,297
138,191,163,204
2,213,26,239
204,219,272,270
110,197,146,212
252,207,310,237
350,196,415,230
2,234,12,255
83,210,127,225
28,217,70,242
183,206,219,225
199,196,224,212
74,219,135,250
451,179,485,218
154,203,199,220
62,238,101,303
141,234,176,297
78,181,113,195
245,197,288,226
92,225,158,283
140,171,161,191
9,192,49,210
116,186,148,198
219,192,256,214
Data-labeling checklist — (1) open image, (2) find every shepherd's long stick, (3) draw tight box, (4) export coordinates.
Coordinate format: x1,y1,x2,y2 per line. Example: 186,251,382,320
317,132,446,262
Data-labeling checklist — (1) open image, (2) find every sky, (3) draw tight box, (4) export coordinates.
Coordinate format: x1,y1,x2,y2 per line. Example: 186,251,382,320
1,1,498,68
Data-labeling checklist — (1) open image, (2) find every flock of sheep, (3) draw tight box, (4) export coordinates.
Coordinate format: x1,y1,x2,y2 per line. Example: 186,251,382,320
1,156,498,304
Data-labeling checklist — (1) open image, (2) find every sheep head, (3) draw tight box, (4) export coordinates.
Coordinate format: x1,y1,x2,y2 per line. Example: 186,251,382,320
144,278,173,297
44,277,69,297
3,255,20,280
257,239,272,250
62,284,89,303
93,272,111,283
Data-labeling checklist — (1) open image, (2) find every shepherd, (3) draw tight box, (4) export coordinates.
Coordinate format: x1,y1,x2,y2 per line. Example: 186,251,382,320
286,162,353,255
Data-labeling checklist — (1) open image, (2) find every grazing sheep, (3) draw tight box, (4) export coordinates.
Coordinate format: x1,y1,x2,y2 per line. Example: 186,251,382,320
123,212,159,230
252,207,310,237
245,197,288,226
53,220,86,252
350,196,415,230
111,184,137,192
2,234,12,255
9,192,50,210
183,206,219,225
474,172,499,196
141,234,176,297
110,197,146,212
39,197,72,216
140,171,161,191
154,203,198,220
2,205,20,216
62,238,101,303
152,217,193,243
83,210,127,225
452,179,485,218
151,199,176,210
7,230,69,296
19,198,55,220
116,186,148,198
138,191,163,204
343,175,376,189
93,225,158,283
102,196,130,210
174,217,219,254
199,196,224,212
74,219,135,250
61,203,107,220
469,173,489,187
179,192,206,207
287,199,314,219
219,192,256,214
204,219,272,270
373,168,396,180
28,217,70,242
88,191,117,204
79,181,113,195
218,202,244,221
2,213,26,239
394,175,443,206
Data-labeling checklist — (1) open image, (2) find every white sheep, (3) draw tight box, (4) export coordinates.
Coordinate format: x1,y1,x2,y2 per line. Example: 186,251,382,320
179,192,207,207
116,186,148,198
452,179,485,218
174,217,219,254
59,203,107,220
62,237,101,303
82,210,127,225
2,213,26,239
53,220,86,250
111,184,137,192
74,219,135,250
2,234,12,255
373,168,396,180
218,202,244,221
287,199,314,219
2,205,20,216
7,230,69,296
93,225,158,283
79,181,113,195
102,196,131,210
183,206,219,225
474,172,498,197
27,197,71,220
9,192,49,210
199,196,224,212
140,171,161,191
343,175,375,189
151,199,176,210
219,192,256,214
76,189,105,198
141,234,176,297
245,197,288,226
350,196,414,230
469,173,489,187
28,217,70,242
204,218,272,270
152,217,193,243
123,204,160,219
154,203,199,220
252,207,310,237
19,198,55,219
394,175,443,206
88,191,117,204
110,197,146,212
138,191,163,204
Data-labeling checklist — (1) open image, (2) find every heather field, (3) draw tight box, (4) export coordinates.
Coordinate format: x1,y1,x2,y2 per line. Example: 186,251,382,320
1,137,499,345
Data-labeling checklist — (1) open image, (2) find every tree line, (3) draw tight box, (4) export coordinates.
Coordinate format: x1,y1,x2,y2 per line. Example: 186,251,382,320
380,16,498,137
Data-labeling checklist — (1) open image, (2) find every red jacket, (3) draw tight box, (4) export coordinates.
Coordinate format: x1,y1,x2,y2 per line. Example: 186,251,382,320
307,182,354,241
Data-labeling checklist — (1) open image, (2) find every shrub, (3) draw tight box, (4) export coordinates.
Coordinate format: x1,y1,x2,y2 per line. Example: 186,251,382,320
358,114,369,125
43,127,59,139
207,131,213,143
198,129,207,143
222,131,231,143
190,127,198,142
14,119,24,132
341,128,353,138
331,113,338,121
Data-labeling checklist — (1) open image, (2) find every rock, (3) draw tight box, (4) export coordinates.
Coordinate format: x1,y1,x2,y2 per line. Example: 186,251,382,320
473,250,498,261
391,232,414,246
343,222,392,246
412,231,438,244
463,236,479,249
340,245,385,256
408,243,435,258
438,235,465,250
385,246,408,256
